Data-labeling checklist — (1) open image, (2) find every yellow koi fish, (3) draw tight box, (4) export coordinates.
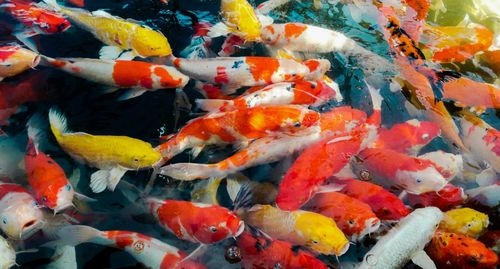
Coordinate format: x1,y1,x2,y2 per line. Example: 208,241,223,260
42,0,172,59
48,109,161,194
440,208,489,238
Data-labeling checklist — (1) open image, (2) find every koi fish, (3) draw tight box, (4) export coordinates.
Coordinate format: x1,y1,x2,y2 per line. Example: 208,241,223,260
240,204,349,256
440,208,489,238
337,179,409,221
0,234,16,269
370,119,440,155
421,23,494,63
208,0,263,41
357,207,443,269
459,113,500,173
48,109,161,193
237,231,328,269
418,151,463,181
304,192,380,241
407,183,466,211
158,106,368,181
147,198,244,244
156,105,320,163
353,147,448,194
0,181,44,240
427,231,499,269
196,80,338,112
0,0,70,47
169,56,330,93
0,71,49,111
48,225,206,269
466,183,500,207
0,45,40,81
41,57,189,99
42,0,172,59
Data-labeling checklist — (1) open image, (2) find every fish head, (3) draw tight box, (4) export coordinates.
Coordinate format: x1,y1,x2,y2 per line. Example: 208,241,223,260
442,208,489,238
193,207,244,244
395,165,448,194
0,195,44,240
298,214,349,256
353,217,381,241
260,25,281,45
132,28,172,57
37,12,71,34
53,183,75,213
124,144,162,169
221,0,262,41
303,59,331,81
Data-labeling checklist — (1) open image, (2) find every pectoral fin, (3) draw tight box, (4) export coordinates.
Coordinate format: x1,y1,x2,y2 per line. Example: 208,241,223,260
107,166,128,191
411,250,436,269
99,46,123,60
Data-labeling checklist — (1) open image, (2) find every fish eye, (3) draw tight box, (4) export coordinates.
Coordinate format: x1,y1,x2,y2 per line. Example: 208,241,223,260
348,220,355,225
42,196,48,202
293,122,301,127
274,262,282,269
312,240,318,245
422,133,429,139
32,200,38,207
209,226,217,233
133,157,140,162
416,178,422,183
466,223,473,228
2,216,7,224
66,184,71,191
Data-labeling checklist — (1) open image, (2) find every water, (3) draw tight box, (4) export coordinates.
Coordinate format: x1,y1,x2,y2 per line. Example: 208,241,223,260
0,0,499,268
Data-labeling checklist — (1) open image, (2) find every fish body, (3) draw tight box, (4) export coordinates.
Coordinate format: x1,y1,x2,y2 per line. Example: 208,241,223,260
427,231,499,269
48,109,161,193
0,71,48,110
43,57,189,90
171,57,330,91
196,80,337,112
370,119,440,155
1,0,70,34
407,183,466,211
51,225,206,269
338,179,409,221
440,208,489,238
354,147,448,194
242,204,349,256
0,45,40,81
0,181,44,239
439,76,500,109
0,234,15,269
237,232,328,269
304,192,380,241
156,105,320,162
357,207,443,269
43,0,171,58
147,199,244,244
418,151,463,181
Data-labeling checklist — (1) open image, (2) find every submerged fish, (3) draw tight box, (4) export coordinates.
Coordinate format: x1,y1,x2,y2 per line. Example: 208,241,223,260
440,208,489,238
48,109,161,193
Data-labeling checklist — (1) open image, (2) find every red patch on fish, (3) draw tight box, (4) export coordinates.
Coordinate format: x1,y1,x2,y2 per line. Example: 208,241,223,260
407,183,465,211
214,66,229,84
0,46,18,61
104,231,135,249
153,67,183,88
113,61,154,89
245,57,280,84
0,183,30,198
284,23,308,40
483,128,500,156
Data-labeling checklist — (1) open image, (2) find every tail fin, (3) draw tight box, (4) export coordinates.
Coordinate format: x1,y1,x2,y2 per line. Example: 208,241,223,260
26,114,46,155
365,80,383,127
158,163,223,181
195,99,232,112
48,108,69,142
43,225,101,248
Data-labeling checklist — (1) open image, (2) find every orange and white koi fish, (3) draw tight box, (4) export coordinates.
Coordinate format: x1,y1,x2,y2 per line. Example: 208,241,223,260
156,105,320,164
148,198,243,244
407,183,466,211
48,225,207,269
459,113,500,173
0,45,40,81
170,56,330,93
240,204,349,256
158,106,368,181
338,179,409,221
370,119,440,155
196,80,338,112
427,231,499,269
304,192,380,241
0,181,44,239
41,57,189,99
357,207,443,269
42,0,172,59
237,231,328,269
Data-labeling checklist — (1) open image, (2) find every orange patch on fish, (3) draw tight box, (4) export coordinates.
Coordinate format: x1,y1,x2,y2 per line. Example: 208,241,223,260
153,67,183,88
245,57,280,84
113,61,153,89
104,231,135,249
284,23,307,39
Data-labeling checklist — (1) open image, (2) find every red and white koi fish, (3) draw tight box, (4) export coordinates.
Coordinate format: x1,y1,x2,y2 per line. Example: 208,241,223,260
48,225,207,269
0,0,70,47
370,119,440,155
156,105,320,164
148,198,243,244
196,80,338,112
418,150,463,181
459,113,500,173
158,106,368,181
237,231,328,269
353,147,448,194
0,181,44,239
304,192,380,241
170,56,330,93
0,45,40,81
41,57,189,99
407,183,466,211
337,179,409,221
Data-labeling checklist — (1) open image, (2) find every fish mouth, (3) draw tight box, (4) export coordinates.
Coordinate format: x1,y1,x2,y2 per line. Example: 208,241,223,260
359,218,381,240
31,55,41,68
20,219,43,240
53,202,73,214
338,242,350,256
